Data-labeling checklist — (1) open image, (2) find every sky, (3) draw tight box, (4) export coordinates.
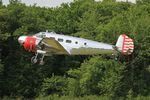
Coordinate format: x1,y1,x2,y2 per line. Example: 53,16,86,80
2,0,136,7
2,0,74,7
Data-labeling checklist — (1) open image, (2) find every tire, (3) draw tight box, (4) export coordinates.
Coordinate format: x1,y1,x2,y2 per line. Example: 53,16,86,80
31,56,38,64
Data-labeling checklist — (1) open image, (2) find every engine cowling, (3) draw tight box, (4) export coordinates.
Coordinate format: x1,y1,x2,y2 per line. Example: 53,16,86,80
23,36,36,52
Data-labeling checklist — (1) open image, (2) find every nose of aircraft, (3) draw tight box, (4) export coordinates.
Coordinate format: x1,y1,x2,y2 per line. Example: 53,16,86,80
18,36,27,45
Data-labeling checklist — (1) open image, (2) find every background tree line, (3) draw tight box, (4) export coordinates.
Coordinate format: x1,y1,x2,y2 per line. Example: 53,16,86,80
0,0,150,99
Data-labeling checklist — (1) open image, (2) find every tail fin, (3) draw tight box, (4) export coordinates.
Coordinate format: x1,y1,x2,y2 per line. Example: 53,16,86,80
115,34,134,55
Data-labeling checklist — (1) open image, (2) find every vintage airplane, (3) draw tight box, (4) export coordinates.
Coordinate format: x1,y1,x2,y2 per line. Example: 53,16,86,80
18,31,134,65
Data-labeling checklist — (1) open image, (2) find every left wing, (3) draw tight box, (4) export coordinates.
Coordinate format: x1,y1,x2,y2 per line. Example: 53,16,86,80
39,38,69,54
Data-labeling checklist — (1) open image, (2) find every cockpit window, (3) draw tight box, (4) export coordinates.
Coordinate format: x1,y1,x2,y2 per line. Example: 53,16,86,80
36,32,46,38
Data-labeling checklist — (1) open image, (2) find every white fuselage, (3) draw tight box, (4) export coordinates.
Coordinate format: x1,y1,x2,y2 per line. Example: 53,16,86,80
34,32,114,55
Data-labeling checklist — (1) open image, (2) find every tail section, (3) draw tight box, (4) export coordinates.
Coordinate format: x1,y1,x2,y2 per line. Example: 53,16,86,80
115,34,134,55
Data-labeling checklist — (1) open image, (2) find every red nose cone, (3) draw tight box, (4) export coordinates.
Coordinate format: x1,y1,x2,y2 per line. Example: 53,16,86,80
23,36,36,52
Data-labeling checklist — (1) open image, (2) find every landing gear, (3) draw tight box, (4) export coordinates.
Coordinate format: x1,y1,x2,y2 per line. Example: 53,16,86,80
39,55,45,65
31,56,38,64
31,50,46,65
39,60,44,65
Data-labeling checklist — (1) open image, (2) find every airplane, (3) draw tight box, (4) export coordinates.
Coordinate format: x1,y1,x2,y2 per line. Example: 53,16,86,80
18,31,134,65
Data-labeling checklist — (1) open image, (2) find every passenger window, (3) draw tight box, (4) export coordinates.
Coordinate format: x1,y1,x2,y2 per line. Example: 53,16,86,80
58,38,63,42
75,41,78,44
66,40,72,43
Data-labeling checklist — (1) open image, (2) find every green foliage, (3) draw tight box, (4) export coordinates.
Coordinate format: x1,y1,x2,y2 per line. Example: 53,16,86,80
41,75,68,96
35,95,111,100
0,63,4,96
35,95,150,100
78,56,126,97
0,0,2,5
66,78,80,96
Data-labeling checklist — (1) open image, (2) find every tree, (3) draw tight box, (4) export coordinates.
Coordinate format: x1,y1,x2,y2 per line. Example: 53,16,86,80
41,76,68,96
0,0,2,5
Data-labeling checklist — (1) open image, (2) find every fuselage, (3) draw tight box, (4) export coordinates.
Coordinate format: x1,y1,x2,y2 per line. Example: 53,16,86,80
34,32,114,55
18,32,114,55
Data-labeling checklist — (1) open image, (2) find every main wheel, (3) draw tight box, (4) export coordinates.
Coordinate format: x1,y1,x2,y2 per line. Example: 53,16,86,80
31,56,38,64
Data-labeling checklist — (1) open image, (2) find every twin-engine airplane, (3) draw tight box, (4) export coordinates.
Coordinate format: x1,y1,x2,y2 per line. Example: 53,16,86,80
18,32,134,65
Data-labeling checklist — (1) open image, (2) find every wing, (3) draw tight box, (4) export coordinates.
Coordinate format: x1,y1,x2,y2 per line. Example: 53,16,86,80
40,38,69,54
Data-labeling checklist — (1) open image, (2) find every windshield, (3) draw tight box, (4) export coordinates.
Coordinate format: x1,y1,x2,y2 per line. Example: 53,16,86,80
35,32,46,38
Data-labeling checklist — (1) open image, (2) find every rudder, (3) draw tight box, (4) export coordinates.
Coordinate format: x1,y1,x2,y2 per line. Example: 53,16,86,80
115,34,134,55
